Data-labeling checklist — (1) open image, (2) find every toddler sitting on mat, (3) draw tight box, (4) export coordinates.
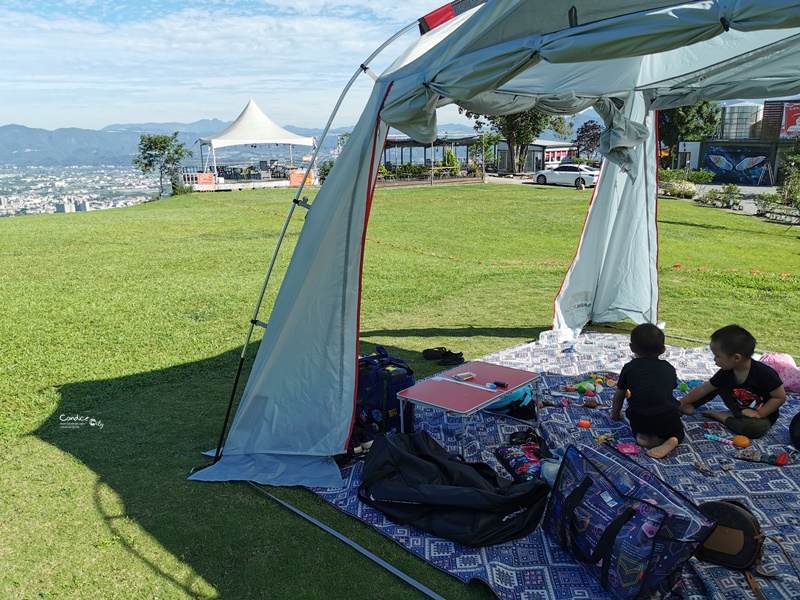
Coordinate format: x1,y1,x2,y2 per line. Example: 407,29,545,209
679,324,785,439
610,323,684,458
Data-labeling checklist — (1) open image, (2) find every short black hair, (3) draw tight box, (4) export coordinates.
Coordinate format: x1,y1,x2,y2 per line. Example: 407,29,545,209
630,323,664,358
711,324,756,357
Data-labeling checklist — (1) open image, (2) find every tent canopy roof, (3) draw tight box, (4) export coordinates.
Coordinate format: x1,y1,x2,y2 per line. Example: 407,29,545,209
378,0,800,143
200,98,314,149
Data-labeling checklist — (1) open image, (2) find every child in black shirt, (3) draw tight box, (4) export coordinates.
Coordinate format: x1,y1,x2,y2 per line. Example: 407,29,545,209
611,324,684,458
679,324,785,439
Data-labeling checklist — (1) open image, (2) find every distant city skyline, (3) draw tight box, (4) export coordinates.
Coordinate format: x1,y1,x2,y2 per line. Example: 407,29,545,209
1,0,468,131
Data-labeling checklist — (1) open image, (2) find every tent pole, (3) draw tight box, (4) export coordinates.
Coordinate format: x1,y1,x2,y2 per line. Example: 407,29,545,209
212,19,420,463
212,147,218,189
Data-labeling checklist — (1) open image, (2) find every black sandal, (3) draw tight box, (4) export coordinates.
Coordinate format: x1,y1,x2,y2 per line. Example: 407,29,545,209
422,347,448,360
438,350,464,365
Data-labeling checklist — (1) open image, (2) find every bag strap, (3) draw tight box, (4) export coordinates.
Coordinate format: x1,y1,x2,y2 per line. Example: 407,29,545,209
743,535,800,600
760,535,800,583
744,570,766,600
559,476,636,590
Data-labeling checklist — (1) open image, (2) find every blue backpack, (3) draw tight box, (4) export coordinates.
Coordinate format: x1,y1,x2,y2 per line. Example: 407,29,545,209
357,345,415,434
485,385,536,420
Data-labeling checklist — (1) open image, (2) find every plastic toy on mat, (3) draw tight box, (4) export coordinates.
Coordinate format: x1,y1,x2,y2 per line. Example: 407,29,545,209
678,379,703,393
734,449,789,465
704,433,750,448
617,442,639,454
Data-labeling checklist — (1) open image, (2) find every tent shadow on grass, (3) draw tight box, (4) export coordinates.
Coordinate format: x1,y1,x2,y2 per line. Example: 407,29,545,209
33,339,500,598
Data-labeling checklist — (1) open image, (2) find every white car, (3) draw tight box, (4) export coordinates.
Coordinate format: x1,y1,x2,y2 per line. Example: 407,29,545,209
534,164,600,188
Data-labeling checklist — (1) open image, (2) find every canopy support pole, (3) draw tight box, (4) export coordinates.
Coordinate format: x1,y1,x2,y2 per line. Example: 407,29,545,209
212,19,421,464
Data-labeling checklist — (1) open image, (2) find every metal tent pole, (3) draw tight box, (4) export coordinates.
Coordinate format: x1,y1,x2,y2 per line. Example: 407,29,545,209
212,19,421,463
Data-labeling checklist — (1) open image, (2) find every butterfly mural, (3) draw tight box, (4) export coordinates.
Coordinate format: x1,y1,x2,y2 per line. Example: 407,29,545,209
704,146,770,184
708,155,767,171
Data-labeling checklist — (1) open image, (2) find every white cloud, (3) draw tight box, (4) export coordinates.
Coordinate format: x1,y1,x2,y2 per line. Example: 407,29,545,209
0,2,442,130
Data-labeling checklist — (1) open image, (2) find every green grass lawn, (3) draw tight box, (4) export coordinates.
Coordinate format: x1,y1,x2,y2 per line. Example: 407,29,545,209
1,184,798,599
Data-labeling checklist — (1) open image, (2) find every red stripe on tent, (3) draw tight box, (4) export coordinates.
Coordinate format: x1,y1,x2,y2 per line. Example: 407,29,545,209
418,4,456,34
653,113,661,320
346,83,395,453
418,0,486,35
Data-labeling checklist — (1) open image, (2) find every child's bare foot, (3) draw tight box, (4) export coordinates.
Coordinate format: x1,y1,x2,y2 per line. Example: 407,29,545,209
701,409,731,424
679,403,695,415
646,437,679,459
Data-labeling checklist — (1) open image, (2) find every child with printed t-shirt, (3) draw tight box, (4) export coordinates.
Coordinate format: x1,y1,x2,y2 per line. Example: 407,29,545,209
679,324,785,439
610,323,684,459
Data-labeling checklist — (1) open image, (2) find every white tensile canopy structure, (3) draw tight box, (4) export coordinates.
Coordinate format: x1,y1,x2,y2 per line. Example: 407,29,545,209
199,98,314,171
192,0,800,488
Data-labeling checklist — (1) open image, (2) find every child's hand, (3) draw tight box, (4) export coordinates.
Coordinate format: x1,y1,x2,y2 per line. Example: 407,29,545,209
741,408,761,419
610,412,623,421
679,403,695,416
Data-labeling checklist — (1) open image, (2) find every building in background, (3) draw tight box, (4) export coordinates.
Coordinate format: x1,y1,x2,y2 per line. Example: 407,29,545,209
678,98,799,185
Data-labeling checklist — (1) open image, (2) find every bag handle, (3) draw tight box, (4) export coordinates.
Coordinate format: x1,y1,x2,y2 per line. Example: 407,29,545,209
559,476,636,590
359,345,391,366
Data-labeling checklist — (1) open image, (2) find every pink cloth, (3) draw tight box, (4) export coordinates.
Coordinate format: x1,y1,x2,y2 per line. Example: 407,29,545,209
759,353,800,393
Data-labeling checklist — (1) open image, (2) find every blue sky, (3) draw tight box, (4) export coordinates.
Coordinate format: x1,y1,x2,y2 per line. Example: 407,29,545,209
1,0,467,130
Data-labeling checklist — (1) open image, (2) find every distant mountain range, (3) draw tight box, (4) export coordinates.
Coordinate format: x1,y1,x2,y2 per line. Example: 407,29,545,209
0,114,596,167
0,121,338,167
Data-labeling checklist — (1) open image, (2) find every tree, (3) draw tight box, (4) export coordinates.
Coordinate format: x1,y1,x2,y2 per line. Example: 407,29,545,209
459,108,573,174
658,101,721,168
574,120,602,160
317,159,335,183
132,132,193,199
468,131,502,169
777,136,800,207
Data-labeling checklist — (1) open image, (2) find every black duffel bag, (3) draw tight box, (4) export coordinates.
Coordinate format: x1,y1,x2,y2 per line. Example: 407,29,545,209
358,431,551,547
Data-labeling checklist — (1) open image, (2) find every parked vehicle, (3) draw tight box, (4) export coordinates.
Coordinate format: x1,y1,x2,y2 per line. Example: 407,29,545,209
534,164,600,188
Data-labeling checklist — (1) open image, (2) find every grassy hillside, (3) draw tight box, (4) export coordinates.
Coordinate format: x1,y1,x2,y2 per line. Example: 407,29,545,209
1,184,798,599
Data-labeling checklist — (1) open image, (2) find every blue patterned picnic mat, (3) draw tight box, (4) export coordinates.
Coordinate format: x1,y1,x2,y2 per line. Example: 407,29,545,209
313,333,800,599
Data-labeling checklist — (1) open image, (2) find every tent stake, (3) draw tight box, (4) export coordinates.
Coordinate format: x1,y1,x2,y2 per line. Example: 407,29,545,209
212,19,421,463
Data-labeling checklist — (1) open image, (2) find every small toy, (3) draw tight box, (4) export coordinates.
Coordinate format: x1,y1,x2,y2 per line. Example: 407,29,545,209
585,390,595,397
734,449,789,466
578,419,592,428
582,399,599,408
704,433,751,448
565,383,576,393
606,378,617,388
679,382,689,392
594,384,604,394
453,371,476,381
617,443,639,454
593,432,615,444
694,461,716,476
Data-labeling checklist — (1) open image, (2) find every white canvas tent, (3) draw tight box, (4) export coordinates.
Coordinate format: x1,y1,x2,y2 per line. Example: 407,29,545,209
192,0,800,488
199,98,314,171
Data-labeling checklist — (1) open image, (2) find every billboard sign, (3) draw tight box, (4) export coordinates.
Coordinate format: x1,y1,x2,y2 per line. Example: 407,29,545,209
779,102,800,139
